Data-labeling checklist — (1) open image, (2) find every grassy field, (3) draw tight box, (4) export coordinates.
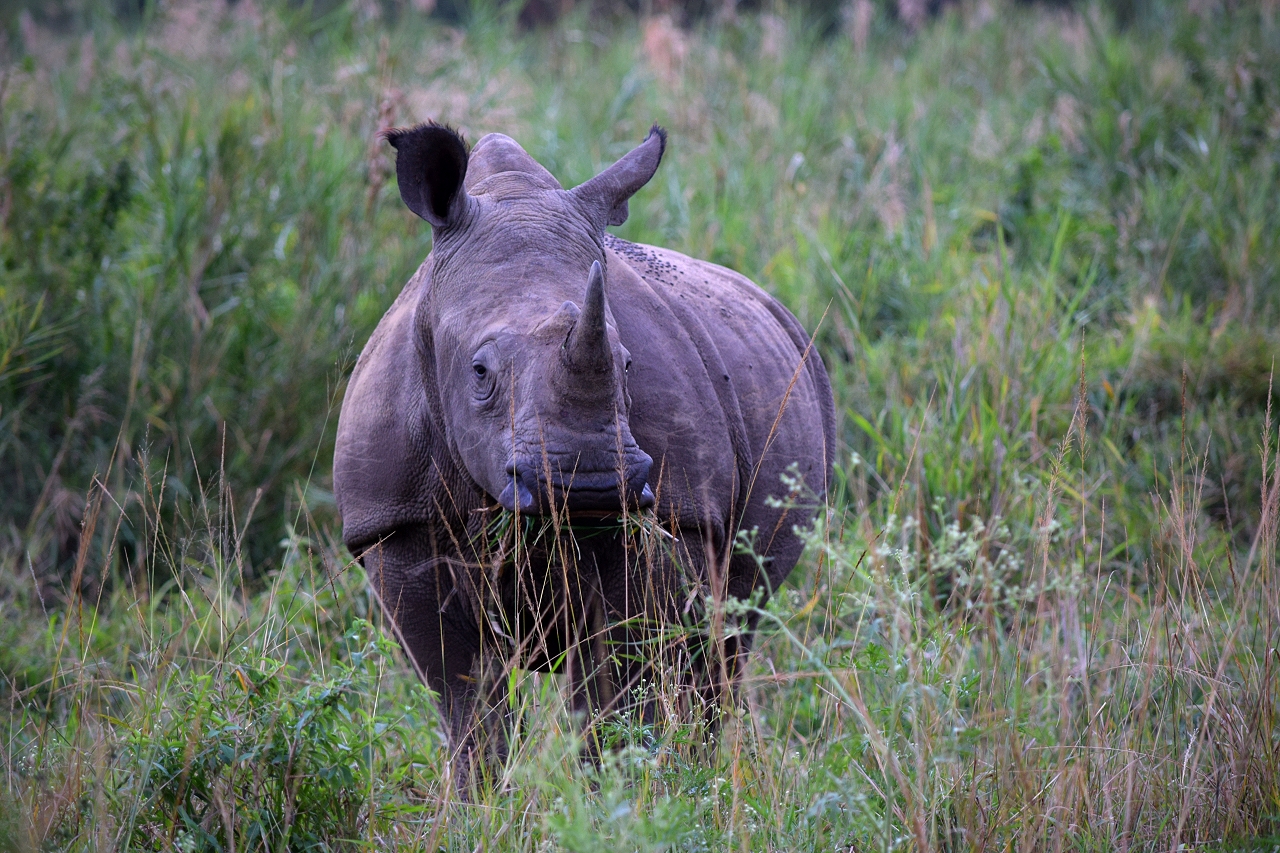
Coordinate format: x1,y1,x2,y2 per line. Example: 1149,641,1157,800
3,0,1280,849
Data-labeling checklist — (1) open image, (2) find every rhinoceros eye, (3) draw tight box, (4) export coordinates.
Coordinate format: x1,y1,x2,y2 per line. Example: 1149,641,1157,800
471,342,501,404
472,351,499,404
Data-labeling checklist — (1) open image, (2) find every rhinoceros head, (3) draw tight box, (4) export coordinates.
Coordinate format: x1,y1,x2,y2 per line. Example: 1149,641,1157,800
384,122,666,515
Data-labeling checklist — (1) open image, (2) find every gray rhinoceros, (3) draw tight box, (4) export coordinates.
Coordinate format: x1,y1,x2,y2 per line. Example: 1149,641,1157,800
334,122,834,781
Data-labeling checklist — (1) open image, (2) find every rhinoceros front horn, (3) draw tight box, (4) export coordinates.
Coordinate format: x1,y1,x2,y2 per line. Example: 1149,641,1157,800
564,261,613,376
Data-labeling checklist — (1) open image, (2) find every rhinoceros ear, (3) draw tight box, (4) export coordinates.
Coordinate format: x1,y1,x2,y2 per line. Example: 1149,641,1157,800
383,122,470,228
570,125,667,229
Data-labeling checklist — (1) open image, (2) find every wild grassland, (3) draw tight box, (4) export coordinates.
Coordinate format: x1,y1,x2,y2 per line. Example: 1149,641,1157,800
2,0,1279,849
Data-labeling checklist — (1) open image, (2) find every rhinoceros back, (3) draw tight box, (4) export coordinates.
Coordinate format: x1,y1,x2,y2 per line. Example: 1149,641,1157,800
604,235,836,594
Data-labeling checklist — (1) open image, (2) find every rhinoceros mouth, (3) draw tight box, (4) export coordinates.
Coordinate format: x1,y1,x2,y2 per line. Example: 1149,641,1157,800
497,457,654,515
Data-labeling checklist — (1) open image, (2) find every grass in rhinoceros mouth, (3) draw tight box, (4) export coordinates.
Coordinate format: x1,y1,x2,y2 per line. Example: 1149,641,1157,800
4,0,1280,849
470,501,728,705
473,501,692,599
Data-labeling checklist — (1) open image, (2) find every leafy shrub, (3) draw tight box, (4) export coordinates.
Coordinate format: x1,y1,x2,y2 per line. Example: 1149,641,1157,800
122,622,437,851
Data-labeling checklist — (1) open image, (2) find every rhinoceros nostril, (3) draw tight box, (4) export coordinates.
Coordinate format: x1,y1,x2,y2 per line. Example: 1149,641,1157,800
633,450,653,481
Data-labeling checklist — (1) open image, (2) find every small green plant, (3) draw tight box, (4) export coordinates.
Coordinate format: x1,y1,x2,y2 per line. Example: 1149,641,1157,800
122,622,428,851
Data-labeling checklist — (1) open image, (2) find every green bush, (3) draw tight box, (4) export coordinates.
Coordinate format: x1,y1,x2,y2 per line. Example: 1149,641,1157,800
123,622,431,851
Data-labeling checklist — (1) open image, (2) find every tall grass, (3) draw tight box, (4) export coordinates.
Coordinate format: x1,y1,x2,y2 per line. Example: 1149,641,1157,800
2,0,1279,849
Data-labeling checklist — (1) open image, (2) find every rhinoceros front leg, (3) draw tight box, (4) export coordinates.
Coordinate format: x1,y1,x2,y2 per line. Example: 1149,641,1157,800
565,528,708,748
359,532,511,790
618,529,752,737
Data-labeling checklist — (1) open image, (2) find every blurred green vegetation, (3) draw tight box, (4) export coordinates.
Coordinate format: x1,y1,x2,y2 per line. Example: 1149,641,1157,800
4,0,1278,587
2,0,1279,849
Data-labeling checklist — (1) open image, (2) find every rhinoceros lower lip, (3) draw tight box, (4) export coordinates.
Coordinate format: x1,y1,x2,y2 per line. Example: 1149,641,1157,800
495,478,654,514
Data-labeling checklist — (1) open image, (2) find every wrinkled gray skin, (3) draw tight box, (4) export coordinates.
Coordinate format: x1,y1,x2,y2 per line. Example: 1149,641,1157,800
334,123,835,784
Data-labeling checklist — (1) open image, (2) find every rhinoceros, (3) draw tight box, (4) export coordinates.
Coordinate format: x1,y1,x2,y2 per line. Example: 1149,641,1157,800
334,122,834,782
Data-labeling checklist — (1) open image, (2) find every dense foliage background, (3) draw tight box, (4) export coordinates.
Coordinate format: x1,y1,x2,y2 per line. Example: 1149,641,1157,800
2,0,1278,849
